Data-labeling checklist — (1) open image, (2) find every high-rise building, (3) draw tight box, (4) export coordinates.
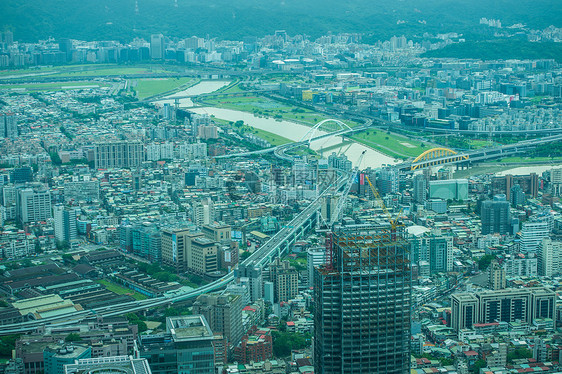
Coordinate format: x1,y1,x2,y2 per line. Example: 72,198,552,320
376,166,399,195
150,34,165,60
192,198,215,226
492,173,539,200
520,220,550,253
235,263,263,303
481,194,512,235
188,237,218,274
428,179,468,201
413,173,427,204
451,293,479,332
551,168,562,196
410,230,453,274
17,185,52,224
488,260,506,290
510,184,526,206
268,258,298,303
307,248,325,287
161,228,201,273
94,142,143,169
1,113,17,139
538,238,562,276
138,316,215,374
192,294,243,350
451,288,556,333
53,205,78,244
314,225,411,373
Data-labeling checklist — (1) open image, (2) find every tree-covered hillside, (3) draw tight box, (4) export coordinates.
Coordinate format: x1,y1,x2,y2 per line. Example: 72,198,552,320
0,0,560,42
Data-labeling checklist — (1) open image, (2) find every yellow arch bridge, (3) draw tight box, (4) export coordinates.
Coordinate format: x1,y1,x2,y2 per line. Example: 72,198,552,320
410,147,469,171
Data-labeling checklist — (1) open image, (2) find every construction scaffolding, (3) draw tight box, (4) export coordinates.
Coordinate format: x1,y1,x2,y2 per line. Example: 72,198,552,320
314,224,412,374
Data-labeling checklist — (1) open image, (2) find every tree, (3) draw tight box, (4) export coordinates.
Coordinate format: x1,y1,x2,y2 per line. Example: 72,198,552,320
127,313,147,333
65,333,82,342
272,331,311,358
0,335,21,358
507,347,532,363
478,255,496,271
471,359,487,374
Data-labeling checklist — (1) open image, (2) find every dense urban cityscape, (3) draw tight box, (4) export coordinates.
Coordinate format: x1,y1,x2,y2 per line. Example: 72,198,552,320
1,5,562,374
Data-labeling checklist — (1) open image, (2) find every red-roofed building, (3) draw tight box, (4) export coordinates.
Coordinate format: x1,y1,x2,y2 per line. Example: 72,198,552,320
233,326,273,364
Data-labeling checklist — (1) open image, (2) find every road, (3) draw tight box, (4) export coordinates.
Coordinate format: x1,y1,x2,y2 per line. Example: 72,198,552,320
0,175,347,335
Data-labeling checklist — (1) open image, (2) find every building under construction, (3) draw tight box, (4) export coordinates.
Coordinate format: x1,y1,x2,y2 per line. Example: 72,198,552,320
314,224,411,373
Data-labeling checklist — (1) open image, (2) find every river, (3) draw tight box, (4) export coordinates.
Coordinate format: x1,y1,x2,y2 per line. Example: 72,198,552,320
190,107,397,169
155,81,396,168
152,80,231,108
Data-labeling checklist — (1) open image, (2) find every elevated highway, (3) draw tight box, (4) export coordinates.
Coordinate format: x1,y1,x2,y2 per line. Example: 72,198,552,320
0,175,347,335
396,134,562,172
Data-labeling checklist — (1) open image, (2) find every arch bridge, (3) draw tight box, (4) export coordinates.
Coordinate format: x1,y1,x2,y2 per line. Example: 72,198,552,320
410,147,469,171
299,119,352,144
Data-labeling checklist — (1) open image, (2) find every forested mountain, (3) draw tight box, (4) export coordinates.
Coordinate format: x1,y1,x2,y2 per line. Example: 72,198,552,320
1,0,561,42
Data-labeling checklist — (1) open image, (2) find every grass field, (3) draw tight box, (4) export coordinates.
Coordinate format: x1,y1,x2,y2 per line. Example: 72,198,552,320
212,117,291,146
204,95,436,159
0,81,110,91
490,156,562,163
350,129,433,159
204,95,362,128
0,64,178,78
134,77,194,99
98,279,147,301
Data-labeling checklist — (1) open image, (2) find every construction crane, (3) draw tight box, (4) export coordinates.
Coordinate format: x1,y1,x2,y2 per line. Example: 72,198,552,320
365,175,402,240
322,150,366,270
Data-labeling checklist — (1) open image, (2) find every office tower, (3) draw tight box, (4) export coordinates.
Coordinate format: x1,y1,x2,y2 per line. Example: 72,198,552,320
520,220,550,252
235,263,263,302
413,173,427,204
314,225,411,373
64,356,152,374
488,260,506,290
428,179,468,201
161,228,201,273
450,288,555,333
510,184,526,206
480,194,512,235
268,258,299,303
188,236,218,274
1,113,17,139
53,205,78,244
94,142,143,169
376,166,399,195
192,294,243,350
192,198,215,226
307,248,325,287
139,316,215,374
320,195,338,224
411,230,453,275
451,293,479,332
538,238,562,276
17,186,52,224
131,224,162,263
150,34,164,60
